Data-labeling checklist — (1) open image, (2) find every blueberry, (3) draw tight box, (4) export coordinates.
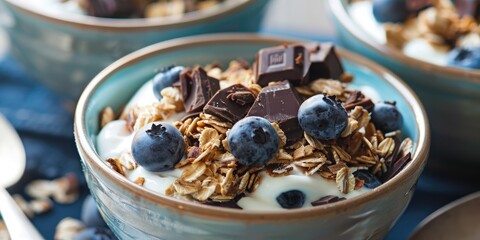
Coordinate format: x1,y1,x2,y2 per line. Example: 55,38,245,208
298,94,348,141
75,227,117,240
276,190,305,209
228,116,279,167
446,47,480,70
131,122,185,172
353,170,382,189
373,0,409,23
371,102,402,133
152,66,185,100
81,195,107,228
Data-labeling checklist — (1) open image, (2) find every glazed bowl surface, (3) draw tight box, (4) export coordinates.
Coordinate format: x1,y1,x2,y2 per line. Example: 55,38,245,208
329,0,480,176
74,34,430,240
0,0,269,99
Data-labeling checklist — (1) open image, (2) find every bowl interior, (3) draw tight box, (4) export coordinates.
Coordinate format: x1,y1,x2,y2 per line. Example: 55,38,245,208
79,36,426,213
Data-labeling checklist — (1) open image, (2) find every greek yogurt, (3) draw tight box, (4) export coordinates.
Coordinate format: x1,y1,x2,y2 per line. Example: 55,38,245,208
96,80,371,211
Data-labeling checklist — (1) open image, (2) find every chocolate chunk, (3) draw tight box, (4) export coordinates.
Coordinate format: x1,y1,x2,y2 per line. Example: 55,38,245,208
85,0,136,18
203,84,255,123
311,195,346,206
247,81,304,144
384,152,412,182
180,67,220,113
255,45,310,86
455,0,480,18
180,112,201,122
307,43,345,83
343,90,374,112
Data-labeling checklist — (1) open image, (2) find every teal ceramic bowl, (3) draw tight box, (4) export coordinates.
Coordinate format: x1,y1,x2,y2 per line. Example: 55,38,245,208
329,0,480,176
74,34,430,240
0,0,269,99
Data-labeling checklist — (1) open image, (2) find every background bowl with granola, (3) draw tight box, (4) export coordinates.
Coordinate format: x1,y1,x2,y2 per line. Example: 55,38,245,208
329,0,480,177
0,0,269,99
74,34,429,239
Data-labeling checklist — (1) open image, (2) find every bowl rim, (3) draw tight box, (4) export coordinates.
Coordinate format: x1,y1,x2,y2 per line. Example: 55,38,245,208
410,191,480,239
74,33,430,222
4,0,259,31
328,0,480,84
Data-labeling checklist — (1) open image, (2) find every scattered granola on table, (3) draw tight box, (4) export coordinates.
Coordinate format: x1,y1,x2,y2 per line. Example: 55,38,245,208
96,42,414,210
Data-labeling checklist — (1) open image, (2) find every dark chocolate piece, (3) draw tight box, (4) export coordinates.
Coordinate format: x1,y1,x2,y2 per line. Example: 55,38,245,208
384,152,412,182
455,0,480,18
343,91,374,112
203,84,255,123
255,45,310,86
180,112,201,122
311,195,346,206
180,67,220,113
247,81,304,144
85,0,136,18
307,43,345,83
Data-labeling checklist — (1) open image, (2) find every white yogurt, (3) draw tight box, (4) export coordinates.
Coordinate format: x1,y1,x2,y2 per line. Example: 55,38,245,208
349,1,449,65
97,80,373,211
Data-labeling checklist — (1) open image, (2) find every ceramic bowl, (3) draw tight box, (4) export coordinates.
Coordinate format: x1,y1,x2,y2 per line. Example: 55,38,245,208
410,192,480,240
74,34,430,240
0,0,269,99
329,0,480,176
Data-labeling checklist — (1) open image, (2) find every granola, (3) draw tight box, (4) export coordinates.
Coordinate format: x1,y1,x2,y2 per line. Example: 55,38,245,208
96,42,414,210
